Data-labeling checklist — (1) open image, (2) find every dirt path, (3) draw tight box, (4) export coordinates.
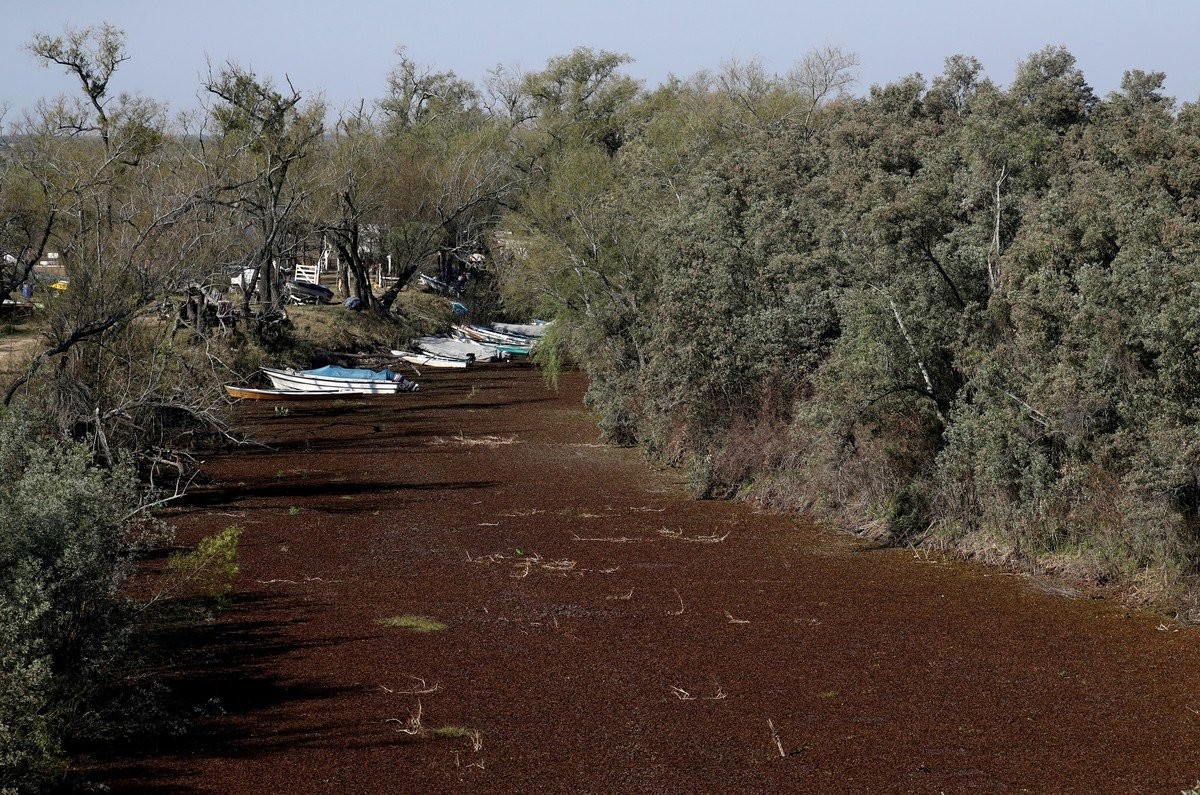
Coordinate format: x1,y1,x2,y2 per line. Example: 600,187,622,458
86,366,1200,793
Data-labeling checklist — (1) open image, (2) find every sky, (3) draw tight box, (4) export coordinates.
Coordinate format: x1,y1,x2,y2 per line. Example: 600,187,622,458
3,0,1200,117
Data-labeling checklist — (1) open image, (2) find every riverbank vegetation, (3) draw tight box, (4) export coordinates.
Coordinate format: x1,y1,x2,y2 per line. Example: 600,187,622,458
500,46,1200,612
4,20,1200,790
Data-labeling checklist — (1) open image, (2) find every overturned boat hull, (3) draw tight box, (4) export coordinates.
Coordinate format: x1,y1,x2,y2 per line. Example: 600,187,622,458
285,280,335,304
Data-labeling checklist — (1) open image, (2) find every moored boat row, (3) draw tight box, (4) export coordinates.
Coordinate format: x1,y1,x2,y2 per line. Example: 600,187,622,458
225,321,548,400
390,321,549,368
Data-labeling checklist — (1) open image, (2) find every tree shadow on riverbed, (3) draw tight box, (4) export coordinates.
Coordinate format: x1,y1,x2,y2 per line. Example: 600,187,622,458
74,591,384,792
167,478,501,515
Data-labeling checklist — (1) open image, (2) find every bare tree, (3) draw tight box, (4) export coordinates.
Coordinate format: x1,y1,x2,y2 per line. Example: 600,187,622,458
28,23,128,150
200,62,324,320
374,125,516,313
380,47,482,132
787,45,860,108
369,49,518,313
4,25,233,479
312,107,386,309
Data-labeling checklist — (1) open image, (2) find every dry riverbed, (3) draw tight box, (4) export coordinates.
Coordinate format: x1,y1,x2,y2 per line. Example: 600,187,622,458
83,365,1200,793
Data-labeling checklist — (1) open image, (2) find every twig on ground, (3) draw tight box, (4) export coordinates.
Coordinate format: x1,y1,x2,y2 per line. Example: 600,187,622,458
768,718,785,758
657,527,730,543
454,432,517,447
386,700,424,735
725,611,750,624
670,682,726,701
468,549,579,579
668,587,685,616
541,558,577,572
392,676,441,695
571,532,641,542
607,588,634,601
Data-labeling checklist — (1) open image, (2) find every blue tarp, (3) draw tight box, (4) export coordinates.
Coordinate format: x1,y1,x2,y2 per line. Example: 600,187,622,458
304,365,396,381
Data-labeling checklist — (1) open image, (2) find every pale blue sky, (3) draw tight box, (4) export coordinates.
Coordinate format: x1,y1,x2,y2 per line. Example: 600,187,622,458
3,1,1198,116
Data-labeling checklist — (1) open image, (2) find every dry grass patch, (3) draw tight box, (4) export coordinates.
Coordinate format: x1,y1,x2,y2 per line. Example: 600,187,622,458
428,433,518,447
385,701,484,753
376,615,447,633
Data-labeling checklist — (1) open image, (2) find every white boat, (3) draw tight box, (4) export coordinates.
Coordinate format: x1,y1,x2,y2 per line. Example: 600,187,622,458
453,325,535,354
391,350,471,369
455,323,528,344
229,267,284,296
492,321,552,338
411,335,508,362
261,365,416,394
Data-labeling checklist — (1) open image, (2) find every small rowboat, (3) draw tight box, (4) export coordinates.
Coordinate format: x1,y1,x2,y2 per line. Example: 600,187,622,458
452,327,533,356
261,365,416,394
225,385,364,401
391,350,471,369
454,324,536,351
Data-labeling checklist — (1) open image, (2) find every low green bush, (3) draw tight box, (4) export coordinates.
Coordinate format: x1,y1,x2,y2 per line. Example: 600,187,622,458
0,406,148,792
165,525,242,602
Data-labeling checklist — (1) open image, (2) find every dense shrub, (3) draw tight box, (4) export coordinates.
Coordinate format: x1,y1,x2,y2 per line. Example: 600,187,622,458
0,407,148,792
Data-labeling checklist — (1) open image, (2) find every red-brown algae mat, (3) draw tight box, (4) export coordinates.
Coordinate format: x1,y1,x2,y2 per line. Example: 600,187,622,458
85,366,1200,793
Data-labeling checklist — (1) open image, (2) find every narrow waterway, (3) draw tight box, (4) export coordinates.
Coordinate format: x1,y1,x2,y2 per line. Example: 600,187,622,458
88,366,1200,793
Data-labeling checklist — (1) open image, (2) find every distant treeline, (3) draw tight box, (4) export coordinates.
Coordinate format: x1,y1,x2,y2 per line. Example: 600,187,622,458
495,45,1200,605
